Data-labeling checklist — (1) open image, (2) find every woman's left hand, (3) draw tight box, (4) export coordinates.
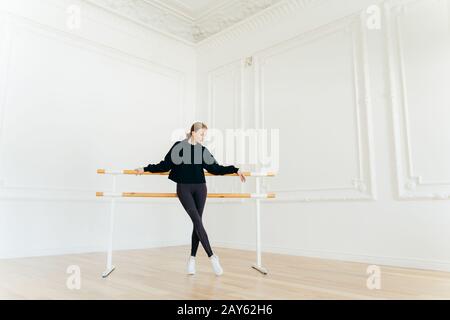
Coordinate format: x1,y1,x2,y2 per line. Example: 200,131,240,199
237,169,246,183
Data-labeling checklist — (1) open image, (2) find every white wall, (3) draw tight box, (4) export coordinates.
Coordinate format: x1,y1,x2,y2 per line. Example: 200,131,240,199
1,0,450,274
197,0,450,272
0,0,197,258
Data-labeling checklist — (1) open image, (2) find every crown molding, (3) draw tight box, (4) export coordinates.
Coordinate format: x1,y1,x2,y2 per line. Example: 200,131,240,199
85,0,196,42
150,0,231,21
85,0,295,43
197,0,328,47
192,0,283,42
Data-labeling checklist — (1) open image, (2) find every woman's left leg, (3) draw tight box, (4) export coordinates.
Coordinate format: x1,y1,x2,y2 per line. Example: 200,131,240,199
190,183,207,257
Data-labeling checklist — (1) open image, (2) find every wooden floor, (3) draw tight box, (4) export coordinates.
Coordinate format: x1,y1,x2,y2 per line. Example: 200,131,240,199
1,245,450,299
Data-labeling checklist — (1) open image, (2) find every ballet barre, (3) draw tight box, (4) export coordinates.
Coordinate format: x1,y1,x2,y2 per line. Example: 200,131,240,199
96,192,276,198
97,169,276,177
96,168,276,278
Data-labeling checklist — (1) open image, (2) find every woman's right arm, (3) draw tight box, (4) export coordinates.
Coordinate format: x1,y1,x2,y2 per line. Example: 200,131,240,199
136,141,179,174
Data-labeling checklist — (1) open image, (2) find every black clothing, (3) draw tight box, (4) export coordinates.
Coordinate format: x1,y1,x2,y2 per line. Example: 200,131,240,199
143,138,239,184
176,183,211,257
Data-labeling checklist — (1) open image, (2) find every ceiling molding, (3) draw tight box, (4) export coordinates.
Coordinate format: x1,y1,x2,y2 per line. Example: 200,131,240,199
85,0,196,42
197,0,328,47
192,0,283,41
85,0,294,43
150,0,233,21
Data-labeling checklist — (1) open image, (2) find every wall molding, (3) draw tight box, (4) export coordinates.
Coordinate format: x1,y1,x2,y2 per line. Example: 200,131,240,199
253,13,377,202
206,59,245,200
0,12,187,202
385,0,450,200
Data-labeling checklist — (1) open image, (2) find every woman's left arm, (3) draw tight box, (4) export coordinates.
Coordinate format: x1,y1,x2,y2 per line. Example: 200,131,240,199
202,147,239,175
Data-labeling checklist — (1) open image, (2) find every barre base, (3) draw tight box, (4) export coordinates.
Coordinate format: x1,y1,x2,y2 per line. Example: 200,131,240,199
102,266,116,278
252,264,268,275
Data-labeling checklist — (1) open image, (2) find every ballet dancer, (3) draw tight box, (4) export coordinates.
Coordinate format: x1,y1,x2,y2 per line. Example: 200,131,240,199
135,122,246,276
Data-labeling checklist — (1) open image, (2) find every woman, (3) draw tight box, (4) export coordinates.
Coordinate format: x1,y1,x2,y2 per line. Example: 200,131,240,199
135,122,246,276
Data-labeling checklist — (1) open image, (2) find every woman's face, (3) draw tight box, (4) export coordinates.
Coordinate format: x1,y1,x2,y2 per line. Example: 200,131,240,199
192,128,206,144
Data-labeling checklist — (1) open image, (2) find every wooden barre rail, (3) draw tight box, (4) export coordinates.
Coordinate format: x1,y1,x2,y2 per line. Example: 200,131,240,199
96,192,276,199
97,169,276,177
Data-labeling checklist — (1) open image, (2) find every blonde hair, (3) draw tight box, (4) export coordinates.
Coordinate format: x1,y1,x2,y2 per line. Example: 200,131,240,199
186,122,208,139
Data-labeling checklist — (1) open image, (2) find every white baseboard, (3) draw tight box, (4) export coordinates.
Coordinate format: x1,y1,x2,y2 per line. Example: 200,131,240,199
213,241,450,273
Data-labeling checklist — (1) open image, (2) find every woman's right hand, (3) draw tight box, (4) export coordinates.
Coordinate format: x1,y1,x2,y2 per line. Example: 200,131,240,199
134,167,145,175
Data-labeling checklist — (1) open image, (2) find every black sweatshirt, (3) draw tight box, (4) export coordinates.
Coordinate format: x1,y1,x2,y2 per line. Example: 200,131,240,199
143,138,239,183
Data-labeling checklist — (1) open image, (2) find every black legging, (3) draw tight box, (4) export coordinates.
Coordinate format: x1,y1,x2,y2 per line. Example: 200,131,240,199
176,183,213,257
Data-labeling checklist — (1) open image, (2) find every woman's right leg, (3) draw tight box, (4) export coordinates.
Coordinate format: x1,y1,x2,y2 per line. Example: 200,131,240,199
176,183,213,258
